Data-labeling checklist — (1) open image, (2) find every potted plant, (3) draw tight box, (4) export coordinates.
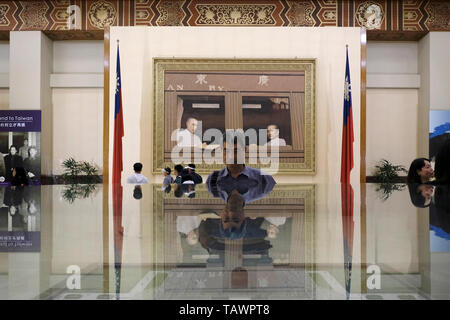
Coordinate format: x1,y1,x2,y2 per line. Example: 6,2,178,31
61,157,101,184
372,159,408,201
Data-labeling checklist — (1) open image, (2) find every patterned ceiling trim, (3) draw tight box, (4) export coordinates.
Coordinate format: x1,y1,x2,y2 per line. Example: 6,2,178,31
0,0,446,34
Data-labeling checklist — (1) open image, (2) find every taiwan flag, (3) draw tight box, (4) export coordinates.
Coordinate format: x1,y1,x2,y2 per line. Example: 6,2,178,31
112,42,124,299
113,42,124,185
341,46,354,184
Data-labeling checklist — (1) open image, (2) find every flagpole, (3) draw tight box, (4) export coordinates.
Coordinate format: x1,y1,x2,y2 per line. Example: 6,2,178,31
112,37,124,299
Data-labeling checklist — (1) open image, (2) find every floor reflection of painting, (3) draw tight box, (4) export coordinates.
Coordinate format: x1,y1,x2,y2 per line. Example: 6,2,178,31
153,184,315,298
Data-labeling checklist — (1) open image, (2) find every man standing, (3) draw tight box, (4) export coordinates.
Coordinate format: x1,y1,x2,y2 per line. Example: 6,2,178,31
126,162,149,184
19,139,30,160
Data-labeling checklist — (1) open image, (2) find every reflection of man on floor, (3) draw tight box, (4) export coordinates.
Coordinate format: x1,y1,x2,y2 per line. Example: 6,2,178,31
264,124,286,147
177,117,205,148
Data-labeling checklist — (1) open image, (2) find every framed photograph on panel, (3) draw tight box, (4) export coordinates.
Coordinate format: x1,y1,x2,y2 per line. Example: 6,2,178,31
153,59,315,174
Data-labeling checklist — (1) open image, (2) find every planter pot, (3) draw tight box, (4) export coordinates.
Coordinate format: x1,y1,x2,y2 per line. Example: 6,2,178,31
366,176,407,183
41,175,103,185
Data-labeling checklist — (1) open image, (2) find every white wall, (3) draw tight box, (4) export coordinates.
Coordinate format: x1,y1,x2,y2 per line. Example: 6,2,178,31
366,89,418,175
429,33,450,110
52,88,103,175
367,41,418,74
51,41,104,174
0,89,8,109
0,42,9,73
53,41,103,74
366,42,420,174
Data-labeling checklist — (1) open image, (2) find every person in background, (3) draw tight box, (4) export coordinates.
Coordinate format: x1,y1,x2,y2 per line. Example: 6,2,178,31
174,164,184,185
126,162,148,184
23,146,40,181
264,124,286,147
162,167,174,186
19,139,30,160
10,167,29,187
184,164,203,184
407,158,434,184
4,145,23,182
177,117,205,148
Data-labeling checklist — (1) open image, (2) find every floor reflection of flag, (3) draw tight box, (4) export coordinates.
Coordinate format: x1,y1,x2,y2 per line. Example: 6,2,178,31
341,183,354,300
113,183,124,300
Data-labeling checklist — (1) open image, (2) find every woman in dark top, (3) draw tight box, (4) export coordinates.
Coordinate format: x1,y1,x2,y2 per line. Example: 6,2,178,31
4,145,23,182
10,167,29,187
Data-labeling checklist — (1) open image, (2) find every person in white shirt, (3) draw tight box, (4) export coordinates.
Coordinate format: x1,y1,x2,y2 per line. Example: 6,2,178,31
126,162,149,184
177,117,204,147
264,124,286,147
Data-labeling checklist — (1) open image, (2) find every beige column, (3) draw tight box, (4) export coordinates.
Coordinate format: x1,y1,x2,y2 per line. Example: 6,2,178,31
8,31,53,299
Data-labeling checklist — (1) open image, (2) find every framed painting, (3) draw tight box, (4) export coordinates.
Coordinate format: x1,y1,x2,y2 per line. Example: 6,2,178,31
153,59,315,174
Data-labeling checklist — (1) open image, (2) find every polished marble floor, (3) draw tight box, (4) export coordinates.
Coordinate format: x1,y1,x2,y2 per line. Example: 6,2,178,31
0,182,449,300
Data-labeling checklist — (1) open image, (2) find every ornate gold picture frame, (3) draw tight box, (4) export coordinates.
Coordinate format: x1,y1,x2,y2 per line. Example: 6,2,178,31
153,58,315,174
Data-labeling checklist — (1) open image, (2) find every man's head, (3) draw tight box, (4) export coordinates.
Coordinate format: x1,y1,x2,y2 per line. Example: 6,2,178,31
267,124,280,140
220,190,245,231
23,139,29,146
174,164,184,176
133,162,143,173
28,146,37,158
186,117,198,134
162,167,171,176
186,164,196,174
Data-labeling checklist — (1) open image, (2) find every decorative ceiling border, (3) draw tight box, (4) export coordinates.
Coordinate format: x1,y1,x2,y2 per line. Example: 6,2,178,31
0,1,447,39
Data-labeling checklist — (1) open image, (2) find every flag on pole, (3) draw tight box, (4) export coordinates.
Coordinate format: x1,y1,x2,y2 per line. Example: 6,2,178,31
113,41,124,185
112,41,124,299
340,46,354,184
341,183,354,300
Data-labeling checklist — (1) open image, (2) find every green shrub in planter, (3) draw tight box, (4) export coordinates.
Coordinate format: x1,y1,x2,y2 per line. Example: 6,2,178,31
373,159,408,201
62,158,99,184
